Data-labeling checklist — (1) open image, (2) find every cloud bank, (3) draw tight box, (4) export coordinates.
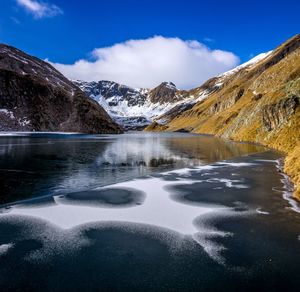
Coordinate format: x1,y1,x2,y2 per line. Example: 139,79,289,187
51,36,240,89
16,0,63,18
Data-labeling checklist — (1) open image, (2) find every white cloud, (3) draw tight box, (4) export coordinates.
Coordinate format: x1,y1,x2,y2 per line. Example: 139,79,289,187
16,0,63,18
51,36,239,89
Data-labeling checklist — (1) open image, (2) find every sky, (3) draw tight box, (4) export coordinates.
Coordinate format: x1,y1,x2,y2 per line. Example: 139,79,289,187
0,0,299,89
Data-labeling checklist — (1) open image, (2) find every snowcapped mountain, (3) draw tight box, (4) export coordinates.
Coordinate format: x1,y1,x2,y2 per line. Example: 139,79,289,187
73,51,274,130
74,80,190,130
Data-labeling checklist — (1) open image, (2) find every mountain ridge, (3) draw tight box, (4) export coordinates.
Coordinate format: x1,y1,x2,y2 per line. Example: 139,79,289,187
74,79,191,130
75,49,275,130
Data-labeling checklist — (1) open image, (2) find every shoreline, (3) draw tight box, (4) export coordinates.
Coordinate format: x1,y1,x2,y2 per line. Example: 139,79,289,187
276,158,300,213
145,129,300,205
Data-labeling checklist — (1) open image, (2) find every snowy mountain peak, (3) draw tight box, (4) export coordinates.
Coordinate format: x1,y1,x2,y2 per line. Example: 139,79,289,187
148,81,182,104
74,79,188,130
163,82,177,90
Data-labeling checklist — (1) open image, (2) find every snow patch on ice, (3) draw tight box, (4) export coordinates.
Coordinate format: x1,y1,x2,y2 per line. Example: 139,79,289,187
0,243,14,256
216,162,257,167
5,159,262,264
207,178,249,189
5,172,245,264
0,109,15,119
256,208,270,215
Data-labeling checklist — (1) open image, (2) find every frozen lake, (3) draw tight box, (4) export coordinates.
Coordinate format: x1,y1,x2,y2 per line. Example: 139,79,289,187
0,132,300,290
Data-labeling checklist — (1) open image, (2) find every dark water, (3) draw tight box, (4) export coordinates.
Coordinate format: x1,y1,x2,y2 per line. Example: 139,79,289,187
0,132,300,291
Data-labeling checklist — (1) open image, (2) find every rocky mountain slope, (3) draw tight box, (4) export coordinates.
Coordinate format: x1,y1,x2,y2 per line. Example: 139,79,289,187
0,44,122,133
146,35,300,200
74,80,191,130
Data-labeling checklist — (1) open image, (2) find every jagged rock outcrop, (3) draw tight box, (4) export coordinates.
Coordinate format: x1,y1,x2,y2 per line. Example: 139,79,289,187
0,44,122,133
262,95,299,131
210,88,245,114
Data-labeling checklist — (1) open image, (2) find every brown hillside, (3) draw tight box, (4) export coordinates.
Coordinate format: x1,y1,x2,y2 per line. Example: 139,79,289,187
146,35,300,199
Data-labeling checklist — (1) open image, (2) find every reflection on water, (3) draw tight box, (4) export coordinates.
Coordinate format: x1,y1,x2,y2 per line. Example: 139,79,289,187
0,132,265,204
1,132,300,290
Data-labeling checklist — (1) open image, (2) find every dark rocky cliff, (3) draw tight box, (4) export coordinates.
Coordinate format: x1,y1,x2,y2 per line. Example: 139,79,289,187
0,44,123,133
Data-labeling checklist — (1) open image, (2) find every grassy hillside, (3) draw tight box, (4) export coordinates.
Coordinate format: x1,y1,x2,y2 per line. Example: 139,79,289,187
145,35,300,199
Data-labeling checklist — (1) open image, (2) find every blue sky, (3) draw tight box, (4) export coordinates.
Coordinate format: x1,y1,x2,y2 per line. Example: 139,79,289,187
0,0,299,88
